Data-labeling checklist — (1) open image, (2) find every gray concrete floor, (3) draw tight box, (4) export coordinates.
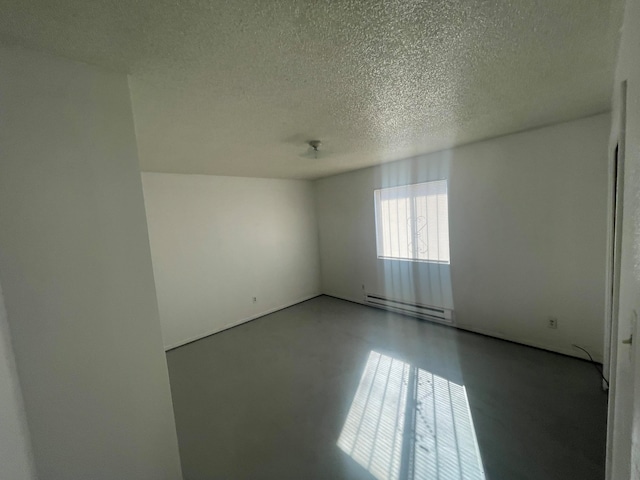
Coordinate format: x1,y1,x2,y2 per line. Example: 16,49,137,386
166,296,607,480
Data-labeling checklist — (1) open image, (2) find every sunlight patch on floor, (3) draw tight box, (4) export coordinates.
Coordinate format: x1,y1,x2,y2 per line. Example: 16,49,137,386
338,351,485,480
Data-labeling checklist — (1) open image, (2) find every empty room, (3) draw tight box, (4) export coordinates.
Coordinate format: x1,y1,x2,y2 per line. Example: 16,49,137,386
1,1,640,480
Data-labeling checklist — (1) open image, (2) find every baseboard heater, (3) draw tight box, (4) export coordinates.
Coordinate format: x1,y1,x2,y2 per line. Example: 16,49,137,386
364,294,453,324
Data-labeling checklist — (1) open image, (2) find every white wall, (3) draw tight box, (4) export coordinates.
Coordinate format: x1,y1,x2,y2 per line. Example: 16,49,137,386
606,0,640,477
316,114,610,360
0,280,36,480
0,46,182,479
142,173,321,349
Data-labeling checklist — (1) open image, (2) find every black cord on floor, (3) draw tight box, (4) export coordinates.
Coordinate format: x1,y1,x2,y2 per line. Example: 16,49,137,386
572,344,609,389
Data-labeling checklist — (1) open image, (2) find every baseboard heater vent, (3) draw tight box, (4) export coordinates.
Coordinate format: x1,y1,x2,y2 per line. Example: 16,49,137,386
364,294,453,324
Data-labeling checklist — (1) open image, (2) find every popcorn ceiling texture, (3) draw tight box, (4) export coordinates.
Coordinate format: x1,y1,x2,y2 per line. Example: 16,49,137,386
0,0,623,179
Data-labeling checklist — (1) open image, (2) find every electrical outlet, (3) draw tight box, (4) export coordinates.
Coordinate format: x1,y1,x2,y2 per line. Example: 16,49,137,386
548,317,558,329
252,297,257,303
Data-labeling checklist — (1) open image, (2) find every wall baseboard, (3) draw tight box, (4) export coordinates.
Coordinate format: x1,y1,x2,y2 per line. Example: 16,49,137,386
166,291,603,364
453,321,604,364
164,293,322,351
322,293,603,364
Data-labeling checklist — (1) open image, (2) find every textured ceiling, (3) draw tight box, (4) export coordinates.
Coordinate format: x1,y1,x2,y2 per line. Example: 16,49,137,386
0,0,623,179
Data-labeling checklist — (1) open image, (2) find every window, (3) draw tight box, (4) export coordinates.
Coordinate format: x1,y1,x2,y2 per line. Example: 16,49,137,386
374,180,450,264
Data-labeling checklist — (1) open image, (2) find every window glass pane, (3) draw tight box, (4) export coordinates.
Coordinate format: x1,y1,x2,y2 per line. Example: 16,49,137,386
374,180,450,263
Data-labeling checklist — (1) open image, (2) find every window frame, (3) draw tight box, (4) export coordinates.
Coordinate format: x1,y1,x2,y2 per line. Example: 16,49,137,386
374,179,450,265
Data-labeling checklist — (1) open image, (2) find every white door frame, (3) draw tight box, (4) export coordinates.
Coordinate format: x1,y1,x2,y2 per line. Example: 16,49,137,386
604,80,627,480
